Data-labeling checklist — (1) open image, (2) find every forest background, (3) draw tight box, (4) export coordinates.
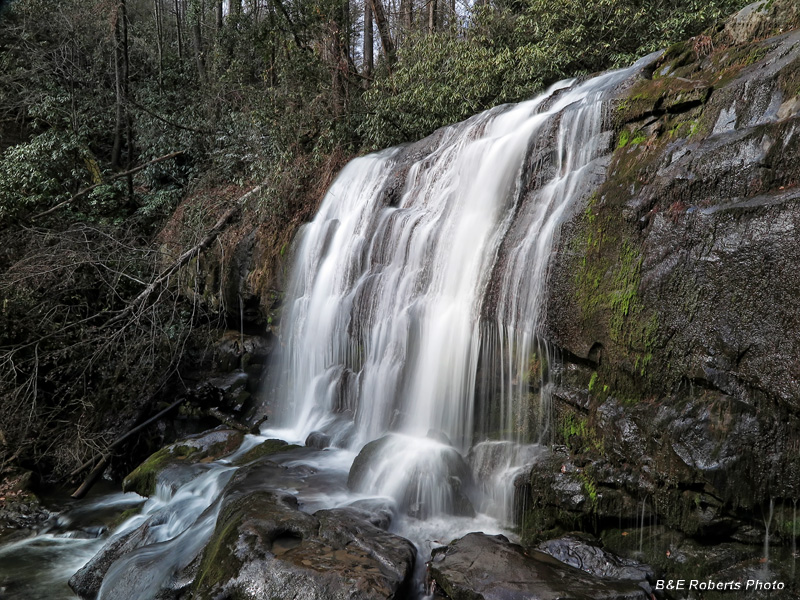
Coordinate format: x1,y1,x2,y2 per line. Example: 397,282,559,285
0,0,746,481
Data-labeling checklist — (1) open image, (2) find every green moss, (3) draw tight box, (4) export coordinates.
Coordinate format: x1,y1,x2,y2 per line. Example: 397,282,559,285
574,187,659,397
557,412,604,457
588,372,598,392
617,129,647,148
558,413,587,448
192,502,248,599
523,351,543,386
578,469,599,506
108,506,144,530
122,444,195,497
233,439,301,466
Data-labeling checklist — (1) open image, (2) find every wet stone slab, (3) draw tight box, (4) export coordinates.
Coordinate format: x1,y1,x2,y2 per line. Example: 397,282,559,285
427,532,650,600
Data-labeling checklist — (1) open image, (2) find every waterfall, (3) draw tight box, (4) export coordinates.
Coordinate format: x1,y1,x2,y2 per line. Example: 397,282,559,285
266,57,655,522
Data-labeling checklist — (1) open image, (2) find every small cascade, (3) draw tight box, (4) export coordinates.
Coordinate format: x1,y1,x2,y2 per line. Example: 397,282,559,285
94,466,235,600
348,433,475,520
0,492,143,600
469,440,544,524
639,496,648,555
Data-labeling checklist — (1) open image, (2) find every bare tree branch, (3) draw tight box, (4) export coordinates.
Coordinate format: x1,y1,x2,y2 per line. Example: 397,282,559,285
106,184,262,328
31,150,185,221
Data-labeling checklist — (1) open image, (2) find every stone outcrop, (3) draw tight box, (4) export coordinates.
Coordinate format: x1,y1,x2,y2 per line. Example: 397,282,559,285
527,0,800,584
536,533,653,582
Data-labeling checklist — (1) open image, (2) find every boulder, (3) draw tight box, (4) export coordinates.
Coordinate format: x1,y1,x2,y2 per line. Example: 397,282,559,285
232,438,301,466
192,467,416,600
536,533,653,583
348,434,475,519
427,533,648,600
306,430,332,449
343,498,396,530
69,515,161,599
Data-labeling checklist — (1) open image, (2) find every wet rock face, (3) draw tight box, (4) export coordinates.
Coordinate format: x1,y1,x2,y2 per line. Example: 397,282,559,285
193,468,416,600
427,533,649,600
536,533,653,583
69,517,156,599
538,5,800,544
725,0,800,45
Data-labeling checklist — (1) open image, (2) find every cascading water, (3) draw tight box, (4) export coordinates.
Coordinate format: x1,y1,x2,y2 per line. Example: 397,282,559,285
267,58,651,525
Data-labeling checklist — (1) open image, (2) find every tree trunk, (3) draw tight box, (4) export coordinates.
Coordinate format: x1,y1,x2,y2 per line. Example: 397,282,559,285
400,0,412,30
191,0,207,83
364,0,373,83
216,0,223,29
342,0,350,60
174,0,183,59
111,0,130,170
154,0,164,93
427,0,437,34
268,2,276,85
330,0,350,117
121,0,133,197
369,0,395,66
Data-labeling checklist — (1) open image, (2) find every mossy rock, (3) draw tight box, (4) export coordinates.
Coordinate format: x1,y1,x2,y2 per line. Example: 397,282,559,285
122,428,244,496
192,479,416,600
232,438,301,466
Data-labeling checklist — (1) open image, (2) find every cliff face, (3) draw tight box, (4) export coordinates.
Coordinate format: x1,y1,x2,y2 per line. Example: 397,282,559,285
538,0,800,550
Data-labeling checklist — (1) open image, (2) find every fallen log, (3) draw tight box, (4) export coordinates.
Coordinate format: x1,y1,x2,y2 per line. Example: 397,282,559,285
68,395,186,481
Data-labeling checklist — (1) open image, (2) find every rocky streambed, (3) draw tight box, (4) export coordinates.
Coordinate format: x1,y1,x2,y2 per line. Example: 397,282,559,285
3,423,797,599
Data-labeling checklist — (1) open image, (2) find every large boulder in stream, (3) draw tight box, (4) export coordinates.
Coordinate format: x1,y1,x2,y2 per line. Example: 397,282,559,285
192,464,416,600
427,533,649,600
348,434,476,519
